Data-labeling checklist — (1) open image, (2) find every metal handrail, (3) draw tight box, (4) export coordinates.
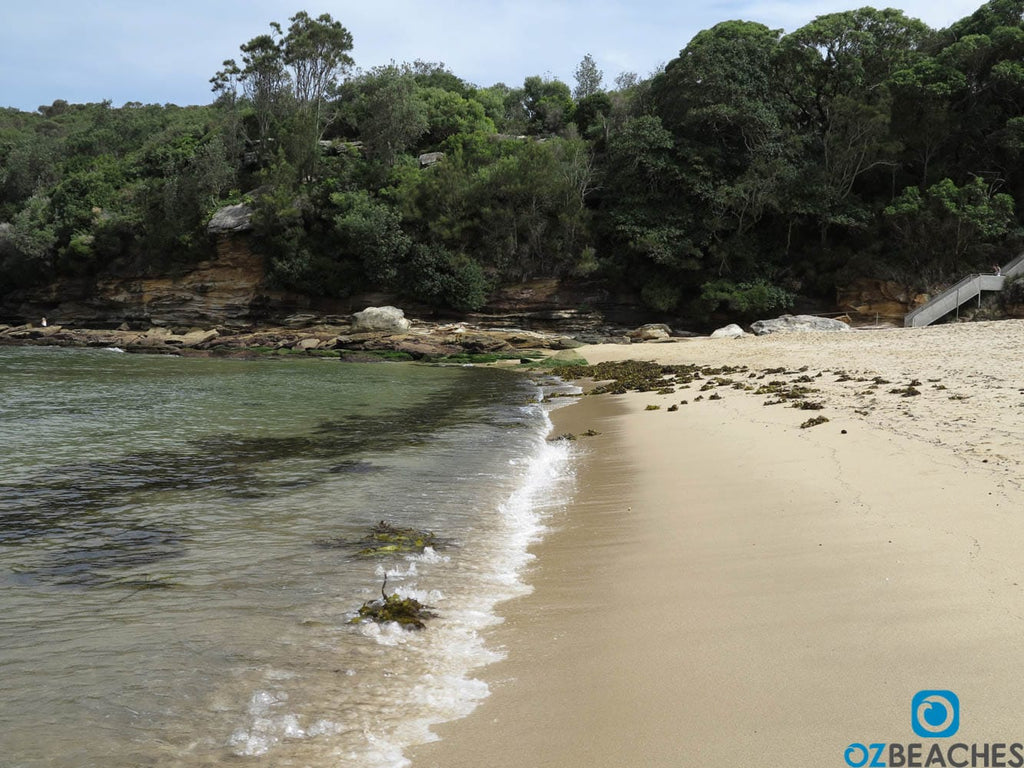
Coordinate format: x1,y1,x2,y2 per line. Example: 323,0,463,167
905,266,1011,328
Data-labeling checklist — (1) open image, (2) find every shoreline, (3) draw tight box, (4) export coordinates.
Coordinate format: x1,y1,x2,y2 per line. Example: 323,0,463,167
0,319,591,362
411,319,1024,766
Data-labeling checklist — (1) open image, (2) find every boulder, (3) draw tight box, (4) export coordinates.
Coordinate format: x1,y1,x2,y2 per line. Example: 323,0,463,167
418,151,445,168
627,323,672,341
295,337,322,350
351,306,412,334
573,332,632,345
750,314,852,335
176,329,220,348
207,204,253,235
710,324,747,339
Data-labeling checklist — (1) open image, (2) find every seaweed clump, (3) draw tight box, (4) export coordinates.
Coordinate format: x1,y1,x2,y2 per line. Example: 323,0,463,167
316,521,444,557
549,360,749,395
800,416,830,429
890,385,922,397
355,577,436,630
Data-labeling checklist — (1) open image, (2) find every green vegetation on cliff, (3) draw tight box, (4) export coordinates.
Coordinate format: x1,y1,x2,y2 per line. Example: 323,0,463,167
3,2,1024,321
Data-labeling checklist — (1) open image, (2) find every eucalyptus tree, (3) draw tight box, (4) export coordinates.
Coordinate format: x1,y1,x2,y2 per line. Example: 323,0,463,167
282,12,354,175
573,53,604,100
212,12,353,177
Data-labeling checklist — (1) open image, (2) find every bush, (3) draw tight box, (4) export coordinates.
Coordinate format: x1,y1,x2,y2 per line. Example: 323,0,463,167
403,243,489,311
1002,274,1024,306
696,278,794,319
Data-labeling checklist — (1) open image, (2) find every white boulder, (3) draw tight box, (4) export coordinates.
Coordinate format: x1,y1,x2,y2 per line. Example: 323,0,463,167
751,314,851,335
351,306,412,333
710,324,747,339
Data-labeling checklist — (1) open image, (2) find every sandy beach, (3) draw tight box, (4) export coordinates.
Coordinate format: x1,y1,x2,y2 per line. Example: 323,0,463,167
411,320,1024,767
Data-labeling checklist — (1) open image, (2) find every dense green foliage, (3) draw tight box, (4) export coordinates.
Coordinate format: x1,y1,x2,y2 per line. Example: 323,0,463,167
3,3,1024,320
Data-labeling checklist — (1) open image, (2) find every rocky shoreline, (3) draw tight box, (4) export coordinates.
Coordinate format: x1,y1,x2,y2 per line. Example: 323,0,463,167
0,315,615,361
0,306,899,361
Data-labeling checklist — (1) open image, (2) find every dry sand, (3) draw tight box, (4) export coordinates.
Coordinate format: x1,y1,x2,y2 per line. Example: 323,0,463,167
411,320,1024,767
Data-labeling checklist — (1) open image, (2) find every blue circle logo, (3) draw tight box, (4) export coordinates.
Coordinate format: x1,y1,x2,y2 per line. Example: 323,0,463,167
912,690,960,738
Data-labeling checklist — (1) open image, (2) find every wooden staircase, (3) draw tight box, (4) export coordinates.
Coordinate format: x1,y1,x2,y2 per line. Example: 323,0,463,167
904,254,1024,327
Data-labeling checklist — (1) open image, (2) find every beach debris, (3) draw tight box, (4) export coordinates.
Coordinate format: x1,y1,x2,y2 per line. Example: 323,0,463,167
889,385,922,397
550,432,578,441
645,404,661,410
668,404,679,412
800,416,830,429
791,400,825,410
581,428,602,436
354,575,436,630
315,521,446,556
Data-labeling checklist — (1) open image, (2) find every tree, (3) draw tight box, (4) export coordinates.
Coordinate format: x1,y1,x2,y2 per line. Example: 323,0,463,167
521,76,574,134
332,190,411,285
774,8,931,241
884,176,1018,282
352,65,430,168
282,11,354,175
652,21,794,275
213,34,290,161
212,13,353,177
573,53,604,100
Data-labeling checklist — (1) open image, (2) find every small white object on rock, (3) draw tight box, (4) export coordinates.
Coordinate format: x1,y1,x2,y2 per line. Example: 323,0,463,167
750,314,852,335
710,324,747,339
351,306,412,333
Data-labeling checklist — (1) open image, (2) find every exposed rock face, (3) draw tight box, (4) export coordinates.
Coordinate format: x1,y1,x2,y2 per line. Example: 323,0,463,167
351,306,412,333
93,239,267,328
710,324,747,339
836,278,926,323
751,314,852,335
477,277,646,334
207,204,254,234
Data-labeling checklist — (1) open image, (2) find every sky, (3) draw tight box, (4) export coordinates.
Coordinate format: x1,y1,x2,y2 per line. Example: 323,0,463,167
0,0,990,112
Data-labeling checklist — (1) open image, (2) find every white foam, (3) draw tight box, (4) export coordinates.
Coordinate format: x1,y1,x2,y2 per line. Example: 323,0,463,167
231,404,577,767
229,689,345,757
379,416,575,759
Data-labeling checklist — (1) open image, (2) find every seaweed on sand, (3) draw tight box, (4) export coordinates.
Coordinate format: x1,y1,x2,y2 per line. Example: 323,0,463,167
800,416,830,429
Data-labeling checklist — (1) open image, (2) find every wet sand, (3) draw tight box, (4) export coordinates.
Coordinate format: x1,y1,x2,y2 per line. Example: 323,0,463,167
411,321,1024,766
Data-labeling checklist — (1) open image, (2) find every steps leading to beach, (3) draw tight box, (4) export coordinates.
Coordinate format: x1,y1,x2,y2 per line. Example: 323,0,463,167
904,253,1024,327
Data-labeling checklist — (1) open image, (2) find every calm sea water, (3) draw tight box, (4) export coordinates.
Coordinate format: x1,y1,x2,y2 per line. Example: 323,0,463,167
0,347,575,768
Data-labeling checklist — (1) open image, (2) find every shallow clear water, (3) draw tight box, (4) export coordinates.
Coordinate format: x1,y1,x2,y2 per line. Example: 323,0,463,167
0,347,574,767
